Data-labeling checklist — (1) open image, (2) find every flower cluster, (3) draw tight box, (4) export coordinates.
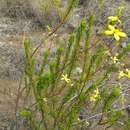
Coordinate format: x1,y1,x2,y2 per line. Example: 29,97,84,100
108,16,121,23
111,56,119,64
90,88,100,102
119,69,130,79
110,53,119,64
104,16,127,41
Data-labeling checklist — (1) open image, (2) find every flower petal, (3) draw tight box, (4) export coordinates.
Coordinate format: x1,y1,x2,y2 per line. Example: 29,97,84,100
108,16,119,22
114,34,120,41
104,30,113,35
108,25,115,31
119,71,125,79
117,31,127,37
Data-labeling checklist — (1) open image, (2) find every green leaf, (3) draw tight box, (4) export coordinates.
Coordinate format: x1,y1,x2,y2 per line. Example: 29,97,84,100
104,87,120,111
124,118,130,130
19,109,31,119
37,72,53,92
108,110,123,124
79,92,86,102
118,44,130,59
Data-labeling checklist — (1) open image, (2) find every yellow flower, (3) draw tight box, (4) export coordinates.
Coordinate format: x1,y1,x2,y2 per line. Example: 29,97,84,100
125,69,130,78
111,53,119,64
104,25,127,41
105,50,111,56
43,98,47,102
90,96,97,102
46,25,52,32
108,16,121,23
61,74,71,83
119,71,125,79
111,56,119,64
85,121,90,127
119,69,130,79
90,88,100,102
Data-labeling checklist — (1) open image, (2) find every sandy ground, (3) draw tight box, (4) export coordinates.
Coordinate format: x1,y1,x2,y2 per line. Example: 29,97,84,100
0,79,19,129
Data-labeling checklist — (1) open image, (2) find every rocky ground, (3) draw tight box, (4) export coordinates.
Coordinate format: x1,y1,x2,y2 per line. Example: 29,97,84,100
0,18,27,130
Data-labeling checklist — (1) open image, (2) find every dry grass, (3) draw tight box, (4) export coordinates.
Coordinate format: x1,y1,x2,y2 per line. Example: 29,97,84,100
0,0,38,17
0,0,59,27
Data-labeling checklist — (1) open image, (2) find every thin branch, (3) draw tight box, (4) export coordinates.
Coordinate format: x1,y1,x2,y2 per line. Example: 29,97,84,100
73,104,130,126
15,77,25,115
31,0,75,57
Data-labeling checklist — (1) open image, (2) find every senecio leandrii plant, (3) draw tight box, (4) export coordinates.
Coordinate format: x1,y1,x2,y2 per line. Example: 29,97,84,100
17,1,130,130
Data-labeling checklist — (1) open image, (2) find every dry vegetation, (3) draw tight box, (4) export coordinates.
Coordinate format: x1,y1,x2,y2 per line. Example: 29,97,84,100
0,0,59,27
